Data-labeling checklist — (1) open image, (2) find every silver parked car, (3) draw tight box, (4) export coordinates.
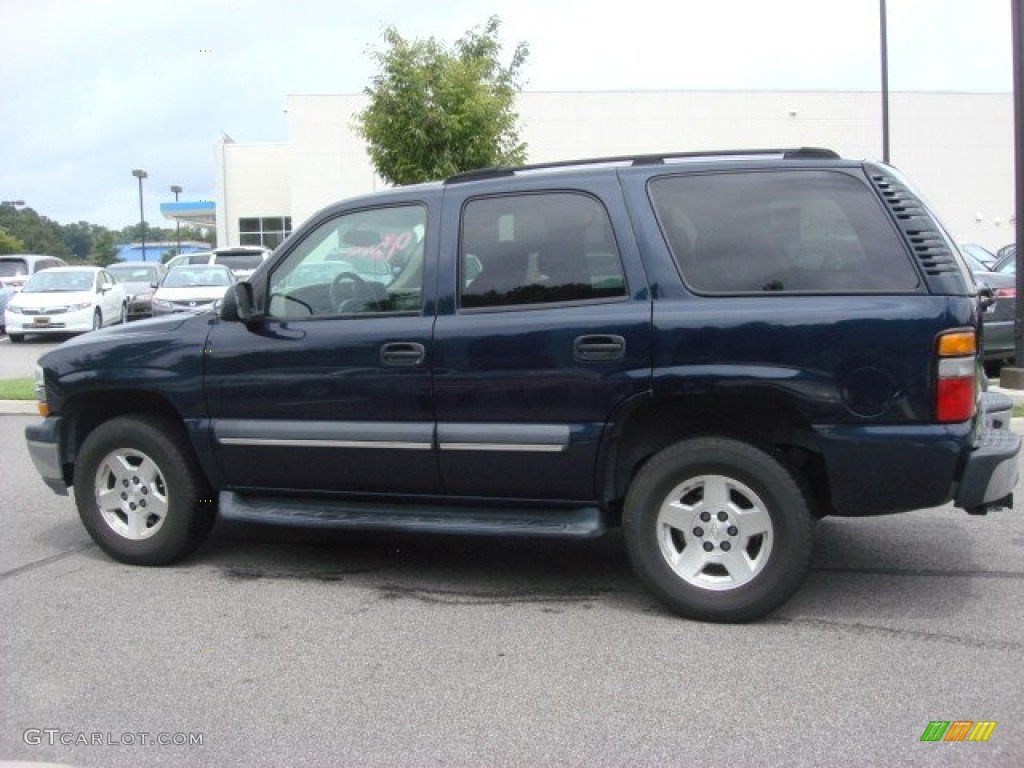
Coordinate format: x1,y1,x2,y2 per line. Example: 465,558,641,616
107,262,168,320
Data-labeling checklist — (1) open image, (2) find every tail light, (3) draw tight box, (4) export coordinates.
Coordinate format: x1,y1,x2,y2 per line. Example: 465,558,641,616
935,330,976,423
995,287,1016,299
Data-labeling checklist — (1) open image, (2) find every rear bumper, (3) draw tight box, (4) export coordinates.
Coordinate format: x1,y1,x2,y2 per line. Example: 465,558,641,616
954,426,1020,513
814,408,1019,516
25,417,69,496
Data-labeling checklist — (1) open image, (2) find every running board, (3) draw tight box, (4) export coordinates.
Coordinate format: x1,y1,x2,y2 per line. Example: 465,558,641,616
219,492,607,538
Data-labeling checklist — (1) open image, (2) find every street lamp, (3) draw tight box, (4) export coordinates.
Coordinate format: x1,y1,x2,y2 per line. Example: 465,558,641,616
170,185,183,257
879,0,890,163
132,169,147,261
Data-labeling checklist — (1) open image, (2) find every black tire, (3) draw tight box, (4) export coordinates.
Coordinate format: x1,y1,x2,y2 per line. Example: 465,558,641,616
8,333,24,343
73,414,216,565
92,309,102,331
623,436,814,623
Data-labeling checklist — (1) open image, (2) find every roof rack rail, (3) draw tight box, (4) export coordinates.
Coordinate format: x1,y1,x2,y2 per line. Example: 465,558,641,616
444,147,840,185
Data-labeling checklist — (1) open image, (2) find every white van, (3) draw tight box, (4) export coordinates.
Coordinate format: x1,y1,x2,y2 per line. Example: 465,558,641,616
0,253,68,290
165,246,271,280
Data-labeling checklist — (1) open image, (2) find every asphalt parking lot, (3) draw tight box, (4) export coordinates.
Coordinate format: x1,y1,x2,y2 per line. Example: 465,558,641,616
0,339,1022,767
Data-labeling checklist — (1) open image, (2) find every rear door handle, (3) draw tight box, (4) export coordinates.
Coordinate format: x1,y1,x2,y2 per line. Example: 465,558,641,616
380,342,426,367
574,334,626,362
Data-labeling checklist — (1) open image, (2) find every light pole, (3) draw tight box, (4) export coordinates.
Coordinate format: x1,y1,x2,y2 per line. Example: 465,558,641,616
879,0,890,163
132,169,147,261
170,184,182,257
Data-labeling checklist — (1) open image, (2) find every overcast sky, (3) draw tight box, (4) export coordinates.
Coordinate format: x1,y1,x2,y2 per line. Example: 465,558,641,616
0,0,1014,230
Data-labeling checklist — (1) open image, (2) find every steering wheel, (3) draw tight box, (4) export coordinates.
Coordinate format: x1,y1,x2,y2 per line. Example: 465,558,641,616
330,271,375,312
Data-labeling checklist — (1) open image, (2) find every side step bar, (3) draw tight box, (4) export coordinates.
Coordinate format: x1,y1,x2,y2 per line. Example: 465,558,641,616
219,492,608,538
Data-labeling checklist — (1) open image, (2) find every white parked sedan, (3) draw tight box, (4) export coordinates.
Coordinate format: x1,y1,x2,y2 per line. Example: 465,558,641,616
151,264,235,316
4,266,125,342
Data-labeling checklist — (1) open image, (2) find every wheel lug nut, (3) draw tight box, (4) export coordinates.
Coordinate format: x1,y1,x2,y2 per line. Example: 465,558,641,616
133,477,140,485
702,542,714,552
727,526,738,536
720,542,732,552
121,493,128,501
129,503,137,511
693,527,704,538
700,512,711,523
141,487,148,495
122,479,129,487
140,500,147,508
717,511,728,522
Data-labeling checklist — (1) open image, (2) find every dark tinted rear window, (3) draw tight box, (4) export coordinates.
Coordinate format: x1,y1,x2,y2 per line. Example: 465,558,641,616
0,259,28,277
649,170,920,293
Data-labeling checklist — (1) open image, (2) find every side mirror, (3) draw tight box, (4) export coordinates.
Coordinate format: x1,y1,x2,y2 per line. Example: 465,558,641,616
977,283,996,311
220,282,260,323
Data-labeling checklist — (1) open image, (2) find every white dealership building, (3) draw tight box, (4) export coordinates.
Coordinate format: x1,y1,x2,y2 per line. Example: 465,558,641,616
192,90,1014,253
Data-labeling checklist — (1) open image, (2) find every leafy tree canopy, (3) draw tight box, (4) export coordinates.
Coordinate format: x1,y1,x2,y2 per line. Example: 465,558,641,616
357,16,529,186
0,227,25,255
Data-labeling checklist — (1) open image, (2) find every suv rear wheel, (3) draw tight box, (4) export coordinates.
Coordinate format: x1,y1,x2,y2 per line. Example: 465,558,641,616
623,436,813,622
73,415,215,565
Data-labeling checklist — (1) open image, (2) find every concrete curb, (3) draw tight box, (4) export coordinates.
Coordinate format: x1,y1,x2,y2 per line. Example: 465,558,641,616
0,400,40,414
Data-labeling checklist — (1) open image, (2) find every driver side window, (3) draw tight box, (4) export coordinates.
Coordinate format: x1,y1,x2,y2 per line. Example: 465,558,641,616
267,204,426,318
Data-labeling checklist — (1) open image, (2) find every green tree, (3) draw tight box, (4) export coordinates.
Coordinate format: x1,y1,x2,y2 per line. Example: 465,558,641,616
62,221,100,261
88,230,119,265
0,227,25,254
0,206,70,257
356,16,529,185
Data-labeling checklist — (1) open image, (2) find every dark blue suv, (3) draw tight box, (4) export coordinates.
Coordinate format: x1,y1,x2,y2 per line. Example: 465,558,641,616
25,148,1020,622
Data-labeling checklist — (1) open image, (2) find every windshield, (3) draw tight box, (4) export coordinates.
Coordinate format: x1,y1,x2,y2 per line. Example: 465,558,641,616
109,265,160,282
22,270,96,293
162,267,232,288
0,259,28,277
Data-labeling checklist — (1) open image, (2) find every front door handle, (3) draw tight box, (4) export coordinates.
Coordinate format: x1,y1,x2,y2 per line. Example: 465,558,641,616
574,334,626,362
380,342,426,367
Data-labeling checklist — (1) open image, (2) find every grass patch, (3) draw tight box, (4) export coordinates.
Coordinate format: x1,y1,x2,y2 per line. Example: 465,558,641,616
1013,403,1024,418
0,378,36,400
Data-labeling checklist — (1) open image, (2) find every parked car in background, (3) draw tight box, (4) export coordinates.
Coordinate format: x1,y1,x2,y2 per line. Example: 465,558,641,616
151,265,235,316
994,244,1016,274
4,266,125,342
107,262,167,320
0,284,15,333
166,246,271,280
960,242,998,269
0,254,68,290
960,248,1015,364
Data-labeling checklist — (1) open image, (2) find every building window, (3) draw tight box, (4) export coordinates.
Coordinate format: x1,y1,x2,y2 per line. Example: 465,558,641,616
240,216,292,248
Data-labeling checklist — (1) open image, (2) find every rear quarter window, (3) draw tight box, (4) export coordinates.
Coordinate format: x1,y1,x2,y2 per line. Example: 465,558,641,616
649,170,920,294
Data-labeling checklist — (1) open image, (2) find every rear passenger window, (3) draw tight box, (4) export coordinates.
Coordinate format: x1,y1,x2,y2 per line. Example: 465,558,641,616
460,192,627,309
649,171,920,293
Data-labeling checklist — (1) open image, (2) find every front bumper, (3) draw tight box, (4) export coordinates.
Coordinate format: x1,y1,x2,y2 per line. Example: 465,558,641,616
25,417,69,495
6,307,94,334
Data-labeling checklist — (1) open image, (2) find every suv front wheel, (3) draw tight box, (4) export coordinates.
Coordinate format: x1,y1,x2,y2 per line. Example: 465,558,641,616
623,437,814,622
73,415,215,565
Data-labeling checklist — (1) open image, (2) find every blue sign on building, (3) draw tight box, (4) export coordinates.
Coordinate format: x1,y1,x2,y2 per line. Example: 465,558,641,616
115,242,210,262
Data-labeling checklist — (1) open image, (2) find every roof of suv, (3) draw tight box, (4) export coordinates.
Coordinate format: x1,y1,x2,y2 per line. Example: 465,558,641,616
444,147,844,185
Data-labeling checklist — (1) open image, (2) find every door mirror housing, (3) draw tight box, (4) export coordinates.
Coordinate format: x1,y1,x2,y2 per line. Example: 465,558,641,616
976,282,996,311
221,282,261,323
